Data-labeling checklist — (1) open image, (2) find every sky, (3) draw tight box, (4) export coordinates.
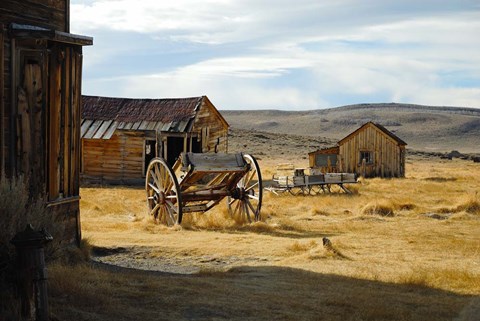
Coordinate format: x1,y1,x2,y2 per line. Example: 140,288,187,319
70,0,480,110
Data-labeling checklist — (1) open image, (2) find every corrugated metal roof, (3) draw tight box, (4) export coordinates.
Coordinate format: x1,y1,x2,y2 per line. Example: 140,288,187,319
81,95,225,139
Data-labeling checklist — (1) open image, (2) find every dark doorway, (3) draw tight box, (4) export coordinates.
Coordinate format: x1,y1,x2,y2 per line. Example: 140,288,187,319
144,140,156,175
192,137,202,153
166,136,184,167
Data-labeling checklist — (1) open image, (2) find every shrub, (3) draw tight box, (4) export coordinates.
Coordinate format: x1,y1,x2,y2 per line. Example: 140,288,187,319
361,202,395,217
0,174,66,319
456,195,480,215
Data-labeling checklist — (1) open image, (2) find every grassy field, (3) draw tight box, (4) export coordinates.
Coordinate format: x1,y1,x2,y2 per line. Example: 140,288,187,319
48,156,480,320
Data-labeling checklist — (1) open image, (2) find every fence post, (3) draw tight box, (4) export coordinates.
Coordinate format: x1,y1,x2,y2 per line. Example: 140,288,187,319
10,224,53,321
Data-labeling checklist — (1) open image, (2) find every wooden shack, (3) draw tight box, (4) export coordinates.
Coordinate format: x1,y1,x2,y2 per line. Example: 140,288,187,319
308,146,339,174
309,122,407,178
338,122,407,178
81,95,229,185
1,1,92,243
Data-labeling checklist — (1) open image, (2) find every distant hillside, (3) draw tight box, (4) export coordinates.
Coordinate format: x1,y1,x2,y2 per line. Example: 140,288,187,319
221,103,480,153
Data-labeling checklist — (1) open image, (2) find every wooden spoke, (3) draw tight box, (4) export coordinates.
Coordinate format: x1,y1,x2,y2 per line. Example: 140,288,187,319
148,182,160,194
247,194,260,201
245,181,259,192
145,158,183,226
227,154,263,223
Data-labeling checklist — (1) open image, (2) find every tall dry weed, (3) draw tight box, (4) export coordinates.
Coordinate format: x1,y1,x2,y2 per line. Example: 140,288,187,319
361,201,395,217
0,174,66,319
455,194,480,215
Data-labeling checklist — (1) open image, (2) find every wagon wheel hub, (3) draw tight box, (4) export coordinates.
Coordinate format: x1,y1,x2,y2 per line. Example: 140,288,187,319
154,191,166,204
232,187,247,200
232,184,257,200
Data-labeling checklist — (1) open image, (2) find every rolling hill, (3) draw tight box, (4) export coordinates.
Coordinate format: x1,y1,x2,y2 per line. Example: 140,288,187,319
221,103,480,154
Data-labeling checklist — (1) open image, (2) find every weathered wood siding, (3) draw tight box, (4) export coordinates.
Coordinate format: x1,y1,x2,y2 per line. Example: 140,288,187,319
339,123,405,178
192,100,228,153
82,131,145,185
0,0,68,32
1,26,5,173
1,0,90,245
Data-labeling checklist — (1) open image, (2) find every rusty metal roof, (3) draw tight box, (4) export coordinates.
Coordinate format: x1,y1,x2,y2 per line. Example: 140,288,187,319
81,95,204,139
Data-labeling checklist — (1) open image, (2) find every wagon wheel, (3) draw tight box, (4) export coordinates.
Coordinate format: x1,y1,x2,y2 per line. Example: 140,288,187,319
227,154,263,223
146,158,183,226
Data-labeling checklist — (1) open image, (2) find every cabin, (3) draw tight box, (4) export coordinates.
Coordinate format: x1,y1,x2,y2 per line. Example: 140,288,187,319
309,122,407,178
0,1,93,243
338,122,407,177
81,95,229,185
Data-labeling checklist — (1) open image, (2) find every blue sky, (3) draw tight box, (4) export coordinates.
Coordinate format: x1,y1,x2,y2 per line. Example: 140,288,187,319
71,0,480,110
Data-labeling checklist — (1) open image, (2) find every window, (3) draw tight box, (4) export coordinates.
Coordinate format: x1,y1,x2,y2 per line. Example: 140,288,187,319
315,154,337,167
359,151,373,164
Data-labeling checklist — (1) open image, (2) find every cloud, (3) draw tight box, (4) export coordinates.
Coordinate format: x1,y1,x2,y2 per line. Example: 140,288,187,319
71,0,480,109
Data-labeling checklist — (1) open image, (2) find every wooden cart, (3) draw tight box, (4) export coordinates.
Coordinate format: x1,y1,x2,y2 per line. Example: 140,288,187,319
268,167,357,195
146,152,262,226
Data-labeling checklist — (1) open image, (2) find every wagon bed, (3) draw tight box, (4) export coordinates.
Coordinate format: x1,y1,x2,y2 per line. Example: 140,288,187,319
268,168,357,195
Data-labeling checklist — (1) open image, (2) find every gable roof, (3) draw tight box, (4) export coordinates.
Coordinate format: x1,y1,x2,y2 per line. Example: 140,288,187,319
81,95,228,139
338,122,407,146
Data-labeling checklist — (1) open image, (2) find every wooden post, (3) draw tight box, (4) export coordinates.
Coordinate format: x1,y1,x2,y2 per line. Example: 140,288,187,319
10,225,53,321
183,134,187,154
362,158,366,178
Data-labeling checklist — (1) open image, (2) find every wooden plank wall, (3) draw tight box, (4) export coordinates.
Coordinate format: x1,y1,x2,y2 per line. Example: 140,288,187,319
0,0,67,32
82,131,145,184
339,124,404,178
0,26,4,173
192,101,228,153
6,42,81,199
1,28,13,175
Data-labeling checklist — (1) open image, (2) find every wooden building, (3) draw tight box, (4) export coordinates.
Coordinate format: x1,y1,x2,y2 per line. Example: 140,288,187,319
339,122,407,178
1,1,93,243
309,122,407,178
308,146,339,174
81,95,229,185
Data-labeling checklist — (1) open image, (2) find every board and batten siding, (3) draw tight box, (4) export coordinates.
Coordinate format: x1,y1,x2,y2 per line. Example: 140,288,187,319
339,123,405,178
1,0,92,245
82,131,145,185
192,99,228,153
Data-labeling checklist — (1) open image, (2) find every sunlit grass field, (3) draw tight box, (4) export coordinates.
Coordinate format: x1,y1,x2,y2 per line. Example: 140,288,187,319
48,157,480,320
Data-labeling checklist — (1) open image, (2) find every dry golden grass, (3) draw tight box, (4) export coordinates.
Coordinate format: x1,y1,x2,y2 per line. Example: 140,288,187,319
47,157,480,320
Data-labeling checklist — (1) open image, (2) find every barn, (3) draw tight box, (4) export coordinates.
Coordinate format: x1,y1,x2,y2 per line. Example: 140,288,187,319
81,95,229,185
1,1,92,243
309,122,407,178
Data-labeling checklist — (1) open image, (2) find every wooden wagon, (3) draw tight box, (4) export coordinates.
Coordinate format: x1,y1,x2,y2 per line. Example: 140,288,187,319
146,152,262,225
267,166,357,195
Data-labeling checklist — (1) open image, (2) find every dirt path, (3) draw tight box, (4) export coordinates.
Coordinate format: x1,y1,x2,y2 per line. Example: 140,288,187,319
91,245,271,274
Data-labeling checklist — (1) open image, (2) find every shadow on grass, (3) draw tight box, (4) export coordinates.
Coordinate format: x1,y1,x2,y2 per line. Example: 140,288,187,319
181,223,337,239
49,262,476,321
